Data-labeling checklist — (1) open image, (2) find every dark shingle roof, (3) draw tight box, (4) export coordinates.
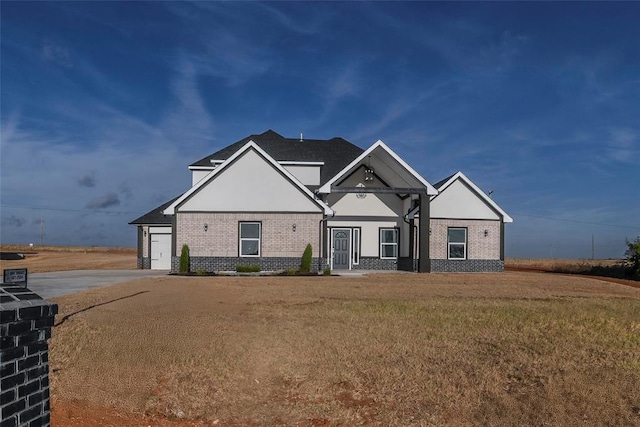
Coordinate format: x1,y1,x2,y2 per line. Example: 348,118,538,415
129,196,180,225
432,173,457,189
190,130,364,186
131,131,364,225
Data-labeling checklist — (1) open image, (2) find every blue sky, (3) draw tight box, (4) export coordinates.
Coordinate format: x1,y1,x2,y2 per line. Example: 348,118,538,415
1,1,639,258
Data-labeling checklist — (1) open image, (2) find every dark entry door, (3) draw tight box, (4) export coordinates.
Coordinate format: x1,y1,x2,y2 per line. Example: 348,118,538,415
332,229,350,270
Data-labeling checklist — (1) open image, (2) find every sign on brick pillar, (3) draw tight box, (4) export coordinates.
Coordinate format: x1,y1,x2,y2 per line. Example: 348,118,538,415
1,281,58,427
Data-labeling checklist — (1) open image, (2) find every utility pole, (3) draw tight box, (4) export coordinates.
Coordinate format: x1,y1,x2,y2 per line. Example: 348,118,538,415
40,218,44,246
592,234,595,260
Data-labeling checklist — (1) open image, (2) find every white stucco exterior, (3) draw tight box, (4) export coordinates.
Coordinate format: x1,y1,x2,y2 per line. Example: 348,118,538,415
179,149,323,213
191,169,213,186
328,219,401,257
282,165,321,186
430,179,501,220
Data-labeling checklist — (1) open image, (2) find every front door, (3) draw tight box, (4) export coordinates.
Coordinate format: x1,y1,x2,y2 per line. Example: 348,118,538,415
332,229,350,270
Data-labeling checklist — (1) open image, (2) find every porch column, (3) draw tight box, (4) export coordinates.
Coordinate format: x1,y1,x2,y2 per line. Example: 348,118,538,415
418,194,431,273
408,218,415,271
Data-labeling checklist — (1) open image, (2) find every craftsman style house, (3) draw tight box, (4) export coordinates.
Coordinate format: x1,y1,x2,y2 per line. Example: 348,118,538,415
130,130,512,272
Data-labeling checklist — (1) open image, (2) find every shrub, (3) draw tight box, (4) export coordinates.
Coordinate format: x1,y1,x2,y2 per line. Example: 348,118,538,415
236,265,260,273
195,269,207,276
624,236,640,280
300,243,313,272
323,266,331,276
179,244,190,273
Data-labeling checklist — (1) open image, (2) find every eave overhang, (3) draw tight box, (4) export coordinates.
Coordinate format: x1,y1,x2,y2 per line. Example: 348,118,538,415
318,140,437,196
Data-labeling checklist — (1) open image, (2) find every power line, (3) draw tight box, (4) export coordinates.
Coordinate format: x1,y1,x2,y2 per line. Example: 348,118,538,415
0,204,136,215
512,212,639,231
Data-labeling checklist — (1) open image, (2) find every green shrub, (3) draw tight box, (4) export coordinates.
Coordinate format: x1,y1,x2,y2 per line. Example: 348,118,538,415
195,269,207,276
323,266,331,276
624,236,640,280
236,265,260,273
179,244,190,273
300,243,313,272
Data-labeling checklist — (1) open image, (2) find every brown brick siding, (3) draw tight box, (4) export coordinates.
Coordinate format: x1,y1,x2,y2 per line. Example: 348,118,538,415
176,212,322,258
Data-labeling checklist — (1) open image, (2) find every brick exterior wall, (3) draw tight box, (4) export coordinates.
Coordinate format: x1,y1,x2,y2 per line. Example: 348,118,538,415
176,212,322,259
431,259,504,272
137,257,150,269
352,257,398,270
1,285,57,427
429,219,501,260
172,256,324,273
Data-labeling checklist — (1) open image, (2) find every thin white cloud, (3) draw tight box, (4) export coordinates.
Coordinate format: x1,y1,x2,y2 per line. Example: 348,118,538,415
607,128,638,163
480,30,531,71
42,39,72,67
162,56,216,147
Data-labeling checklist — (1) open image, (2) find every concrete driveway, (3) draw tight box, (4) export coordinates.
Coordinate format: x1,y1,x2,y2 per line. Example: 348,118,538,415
27,270,169,299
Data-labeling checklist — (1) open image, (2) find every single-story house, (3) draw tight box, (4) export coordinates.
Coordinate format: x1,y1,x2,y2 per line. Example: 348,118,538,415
130,130,512,272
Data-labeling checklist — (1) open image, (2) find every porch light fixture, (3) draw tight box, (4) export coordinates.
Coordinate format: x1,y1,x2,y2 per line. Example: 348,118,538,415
204,223,208,232
292,223,297,232
484,229,488,237
364,155,374,182
143,230,147,237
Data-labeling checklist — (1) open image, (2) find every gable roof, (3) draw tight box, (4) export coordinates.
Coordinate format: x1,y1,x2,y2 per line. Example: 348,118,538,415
190,130,364,186
408,171,513,223
129,195,180,225
318,139,438,195
164,140,333,215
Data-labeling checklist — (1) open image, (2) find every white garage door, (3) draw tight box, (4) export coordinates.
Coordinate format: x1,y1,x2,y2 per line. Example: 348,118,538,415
150,234,171,270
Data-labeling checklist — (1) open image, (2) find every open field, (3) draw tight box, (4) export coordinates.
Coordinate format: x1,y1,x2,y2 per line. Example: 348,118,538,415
505,257,621,271
0,245,136,273
48,273,640,426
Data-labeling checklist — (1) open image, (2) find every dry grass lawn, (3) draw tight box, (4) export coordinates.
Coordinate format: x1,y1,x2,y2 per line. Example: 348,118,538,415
505,257,621,271
49,273,640,426
0,245,136,273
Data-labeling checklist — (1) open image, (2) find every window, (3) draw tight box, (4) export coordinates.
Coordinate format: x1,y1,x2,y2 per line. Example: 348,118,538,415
352,228,360,265
239,222,261,257
380,228,398,259
448,228,467,260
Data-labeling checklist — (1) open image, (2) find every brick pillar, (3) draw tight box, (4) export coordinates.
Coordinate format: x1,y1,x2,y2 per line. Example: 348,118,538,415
1,284,58,427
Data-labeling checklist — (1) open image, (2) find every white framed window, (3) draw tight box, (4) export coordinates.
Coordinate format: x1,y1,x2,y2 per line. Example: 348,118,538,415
352,228,360,265
380,228,398,259
448,227,467,260
239,222,261,257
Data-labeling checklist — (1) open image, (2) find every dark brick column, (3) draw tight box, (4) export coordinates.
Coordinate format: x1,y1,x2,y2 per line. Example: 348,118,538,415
418,194,431,273
1,284,57,427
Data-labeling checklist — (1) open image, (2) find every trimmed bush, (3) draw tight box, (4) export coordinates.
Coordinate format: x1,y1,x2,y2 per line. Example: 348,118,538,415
300,243,313,272
179,244,190,273
236,265,261,273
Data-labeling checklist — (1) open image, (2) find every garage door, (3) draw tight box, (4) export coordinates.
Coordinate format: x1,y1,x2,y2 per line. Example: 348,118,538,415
150,234,171,270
